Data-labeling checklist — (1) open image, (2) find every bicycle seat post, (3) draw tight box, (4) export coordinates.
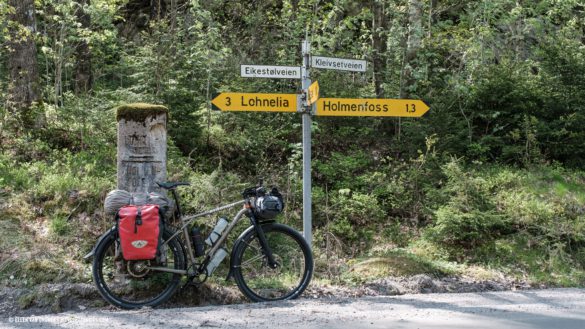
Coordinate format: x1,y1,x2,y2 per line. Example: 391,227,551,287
170,188,183,218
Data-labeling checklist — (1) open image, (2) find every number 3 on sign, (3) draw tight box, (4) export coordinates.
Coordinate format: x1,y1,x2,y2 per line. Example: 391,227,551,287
226,97,231,106
406,104,416,113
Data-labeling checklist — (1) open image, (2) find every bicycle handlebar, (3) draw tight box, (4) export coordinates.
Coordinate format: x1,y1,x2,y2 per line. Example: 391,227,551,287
242,185,266,198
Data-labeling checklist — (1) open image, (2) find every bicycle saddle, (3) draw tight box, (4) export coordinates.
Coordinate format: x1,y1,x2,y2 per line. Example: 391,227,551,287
156,181,190,190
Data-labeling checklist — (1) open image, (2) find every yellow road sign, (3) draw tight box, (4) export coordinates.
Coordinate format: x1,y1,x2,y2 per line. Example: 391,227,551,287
211,93,297,113
316,98,429,117
307,81,320,105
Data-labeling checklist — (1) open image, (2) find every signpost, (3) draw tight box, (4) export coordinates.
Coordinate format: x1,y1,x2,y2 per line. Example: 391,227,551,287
300,39,313,251
214,39,430,249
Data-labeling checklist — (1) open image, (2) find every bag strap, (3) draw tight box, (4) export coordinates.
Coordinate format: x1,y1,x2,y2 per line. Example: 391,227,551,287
134,206,142,233
157,205,164,258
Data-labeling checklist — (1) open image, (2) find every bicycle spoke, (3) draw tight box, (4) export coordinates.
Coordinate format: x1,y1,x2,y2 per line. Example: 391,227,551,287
235,224,311,301
238,253,265,268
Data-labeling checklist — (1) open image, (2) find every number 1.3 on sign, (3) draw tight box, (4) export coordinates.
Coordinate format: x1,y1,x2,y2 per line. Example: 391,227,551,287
405,104,417,113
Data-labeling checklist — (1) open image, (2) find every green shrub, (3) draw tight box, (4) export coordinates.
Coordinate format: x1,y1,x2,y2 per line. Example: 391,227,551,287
0,154,34,191
333,191,385,226
382,221,413,248
50,215,70,236
428,206,508,248
314,151,372,190
426,159,511,249
329,217,358,242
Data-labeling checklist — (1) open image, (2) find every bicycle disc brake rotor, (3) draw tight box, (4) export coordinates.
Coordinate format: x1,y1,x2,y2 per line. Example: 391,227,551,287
263,254,283,272
127,260,151,278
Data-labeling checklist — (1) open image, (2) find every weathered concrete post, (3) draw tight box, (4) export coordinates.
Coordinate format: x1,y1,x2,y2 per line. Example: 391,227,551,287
116,103,168,193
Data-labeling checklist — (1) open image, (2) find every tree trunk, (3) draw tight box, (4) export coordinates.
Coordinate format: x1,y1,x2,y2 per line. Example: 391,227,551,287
6,0,42,129
372,0,388,98
150,0,165,20
54,22,65,107
74,0,92,94
400,0,423,99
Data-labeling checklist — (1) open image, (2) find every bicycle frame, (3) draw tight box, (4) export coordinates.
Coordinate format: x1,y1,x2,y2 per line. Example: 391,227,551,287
146,193,256,276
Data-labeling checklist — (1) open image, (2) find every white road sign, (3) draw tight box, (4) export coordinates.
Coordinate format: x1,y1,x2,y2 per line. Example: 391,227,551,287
311,56,367,72
241,65,301,79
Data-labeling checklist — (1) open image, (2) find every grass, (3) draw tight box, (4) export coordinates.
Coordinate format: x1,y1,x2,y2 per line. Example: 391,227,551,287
335,249,450,285
50,216,70,236
18,293,36,309
471,234,585,286
0,219,31,286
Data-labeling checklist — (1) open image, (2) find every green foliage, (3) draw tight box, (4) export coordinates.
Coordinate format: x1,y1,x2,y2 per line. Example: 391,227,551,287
0,154,34,190
50,215,70,236
2,0,585,290
382,221,414,248
426,159,510,249
333,191,385,227
178,169,243,214
422,161,585,283
315,150,372,189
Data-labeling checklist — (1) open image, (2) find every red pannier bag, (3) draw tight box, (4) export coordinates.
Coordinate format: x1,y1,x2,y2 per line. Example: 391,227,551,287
118,204,162,260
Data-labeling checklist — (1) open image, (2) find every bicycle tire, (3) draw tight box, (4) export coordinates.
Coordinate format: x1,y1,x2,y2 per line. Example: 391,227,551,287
232,223,313,302
92,228,186,309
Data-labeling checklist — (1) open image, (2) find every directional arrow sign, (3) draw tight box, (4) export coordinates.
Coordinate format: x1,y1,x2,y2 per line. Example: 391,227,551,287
316,98,429,117
307,81,319,105
211,92,298,113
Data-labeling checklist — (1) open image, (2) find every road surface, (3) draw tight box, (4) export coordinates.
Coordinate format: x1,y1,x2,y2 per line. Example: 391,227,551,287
3,288,584,328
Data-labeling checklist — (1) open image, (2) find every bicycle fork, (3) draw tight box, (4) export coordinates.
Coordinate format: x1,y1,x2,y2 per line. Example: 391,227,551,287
249,215,279,269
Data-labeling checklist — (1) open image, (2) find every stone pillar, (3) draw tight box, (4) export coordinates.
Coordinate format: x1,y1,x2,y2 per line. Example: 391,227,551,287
116,103,168,193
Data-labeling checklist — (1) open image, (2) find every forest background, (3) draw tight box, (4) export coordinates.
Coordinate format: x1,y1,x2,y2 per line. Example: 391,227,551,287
1,0,585,299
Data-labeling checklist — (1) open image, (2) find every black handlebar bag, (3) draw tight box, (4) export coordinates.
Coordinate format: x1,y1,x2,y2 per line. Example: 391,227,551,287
254,192,285,220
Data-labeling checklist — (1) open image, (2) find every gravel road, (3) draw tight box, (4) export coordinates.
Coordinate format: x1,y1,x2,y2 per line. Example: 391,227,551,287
2,288,584,329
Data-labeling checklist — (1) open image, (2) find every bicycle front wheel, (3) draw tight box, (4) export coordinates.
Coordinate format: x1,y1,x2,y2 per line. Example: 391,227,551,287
232,223,313,302
92,228,186,309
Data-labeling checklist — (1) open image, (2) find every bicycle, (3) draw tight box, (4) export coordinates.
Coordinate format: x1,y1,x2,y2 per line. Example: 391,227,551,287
85,180,313,309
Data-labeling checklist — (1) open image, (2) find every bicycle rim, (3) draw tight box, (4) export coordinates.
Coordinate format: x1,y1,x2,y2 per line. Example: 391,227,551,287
93,230,184,308
234,224,313,301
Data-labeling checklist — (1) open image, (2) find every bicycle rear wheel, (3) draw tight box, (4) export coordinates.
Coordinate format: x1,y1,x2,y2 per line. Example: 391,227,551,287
232,223,313,302
92,228,185,309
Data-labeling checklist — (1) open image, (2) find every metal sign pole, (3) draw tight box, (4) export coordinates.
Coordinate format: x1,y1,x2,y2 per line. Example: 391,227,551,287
301,39,312,248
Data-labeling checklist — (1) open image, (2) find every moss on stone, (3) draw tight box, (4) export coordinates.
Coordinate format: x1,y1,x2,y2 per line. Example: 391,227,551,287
116,103,168,122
